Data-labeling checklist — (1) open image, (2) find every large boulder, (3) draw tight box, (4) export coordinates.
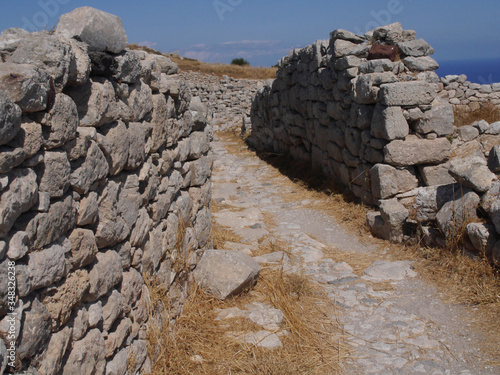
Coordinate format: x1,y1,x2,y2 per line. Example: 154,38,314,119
56,7,128,54
436,189,480,240
449,155,496,193
379,81,437,106
194,250,261,300
371,103,409,141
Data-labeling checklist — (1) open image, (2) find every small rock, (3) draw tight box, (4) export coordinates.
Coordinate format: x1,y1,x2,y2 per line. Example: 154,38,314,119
194,250,261,300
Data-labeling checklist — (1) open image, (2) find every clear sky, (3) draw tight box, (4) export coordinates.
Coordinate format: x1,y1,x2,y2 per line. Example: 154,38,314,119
1,0,500,68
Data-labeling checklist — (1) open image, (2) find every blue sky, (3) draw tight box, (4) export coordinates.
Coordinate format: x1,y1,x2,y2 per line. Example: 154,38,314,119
1,0,500,68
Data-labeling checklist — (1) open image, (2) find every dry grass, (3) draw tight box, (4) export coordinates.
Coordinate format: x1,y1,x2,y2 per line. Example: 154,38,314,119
453,102,500,126
128,43,277,80
146,267,346,374
170,54,277,80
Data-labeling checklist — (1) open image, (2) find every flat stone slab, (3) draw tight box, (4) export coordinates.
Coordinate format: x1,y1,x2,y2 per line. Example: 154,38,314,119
362,260,417,282
232,330,283,349
194,250,260,300
216,302,284,331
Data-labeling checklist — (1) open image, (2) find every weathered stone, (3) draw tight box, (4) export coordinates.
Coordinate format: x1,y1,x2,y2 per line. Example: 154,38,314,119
436,189,480,240
418,163,456,186
16,238,69,297
414,99,454,136
384,136,451,166
42,270,90,330
30,93,78,149
379,199,409,243
38,151,71,198
6,230,29,260
148,54,179,75
95,181,130,249
85,250,123,302
9,117,43,158
358,59,393,74
98,121,130,175
371,104,409,141
63,127,96,161
19,194,75,249
488,145,500,172
126,122,147,170
363,260,417,282
416,184,461,222
66,77,119,127
57,7,128,53
120,268,143,315
130,208,151,248
372,23,404,44
70,141,109,194
331,29,365,43
466,223,497,255
8,34,73,91
449,155,496,193
103,290,124,332
88,301,103,328
105,348,128,375
398,39,435,57
114,50,141,83
457,125,479,142
69,229,98,270
77,191,98,226
0,92,22,146
194,206,212,248
380,81,437,106
62,329,106,375
403,56,439,71
105,318,132,358
18,299,51,360
0,63,50,112
128,79,153,122
37,326,72,375
188,154,213,186
189,97,208,130
370,164,418,199
0,168,38,238
0,146,26,173
67,38,91,86
194,250,261,300
352,72,398,104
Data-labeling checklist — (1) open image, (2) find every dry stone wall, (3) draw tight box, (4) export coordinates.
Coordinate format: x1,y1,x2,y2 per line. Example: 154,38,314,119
180,71,261,132
439,74,500,109
0,7,213,374
249,23,500,263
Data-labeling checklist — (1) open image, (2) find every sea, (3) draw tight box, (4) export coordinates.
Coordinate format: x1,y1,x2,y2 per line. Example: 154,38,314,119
436,58,500,85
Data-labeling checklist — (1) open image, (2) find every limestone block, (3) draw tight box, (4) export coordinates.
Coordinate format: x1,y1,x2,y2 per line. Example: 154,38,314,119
194,250,261,300
384,136,451,166
371,104,409,141
449,155,496,193
379,81,437,106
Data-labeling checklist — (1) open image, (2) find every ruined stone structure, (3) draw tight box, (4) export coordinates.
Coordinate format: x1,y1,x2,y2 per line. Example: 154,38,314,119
180,71,261,132
0,7,213,374
249,23,500,262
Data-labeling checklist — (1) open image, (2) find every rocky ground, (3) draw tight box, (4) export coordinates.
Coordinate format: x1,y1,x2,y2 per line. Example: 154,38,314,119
209,132,499,374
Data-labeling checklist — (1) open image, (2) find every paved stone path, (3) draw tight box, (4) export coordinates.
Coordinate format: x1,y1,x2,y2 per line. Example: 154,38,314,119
211,133,498,375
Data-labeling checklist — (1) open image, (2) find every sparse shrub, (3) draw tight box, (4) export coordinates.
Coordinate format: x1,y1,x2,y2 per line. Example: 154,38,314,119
231,58,250,66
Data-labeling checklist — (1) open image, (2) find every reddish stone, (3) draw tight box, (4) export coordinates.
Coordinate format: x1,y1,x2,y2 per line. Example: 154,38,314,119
368,44,397,62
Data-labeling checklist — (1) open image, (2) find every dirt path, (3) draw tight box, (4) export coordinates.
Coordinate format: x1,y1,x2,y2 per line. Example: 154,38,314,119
211,132,498,375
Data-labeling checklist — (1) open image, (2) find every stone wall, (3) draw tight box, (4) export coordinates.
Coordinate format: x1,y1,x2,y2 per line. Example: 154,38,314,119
0,7,212,374
249,23,500,262
180,71,261,132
